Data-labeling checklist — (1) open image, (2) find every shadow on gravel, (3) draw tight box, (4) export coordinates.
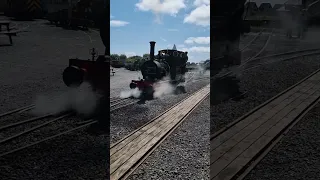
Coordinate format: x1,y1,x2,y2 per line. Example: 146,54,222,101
0,134,109,180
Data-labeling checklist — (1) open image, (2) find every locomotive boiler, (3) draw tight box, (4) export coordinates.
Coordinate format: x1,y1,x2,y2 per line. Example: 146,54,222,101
129,41,188,99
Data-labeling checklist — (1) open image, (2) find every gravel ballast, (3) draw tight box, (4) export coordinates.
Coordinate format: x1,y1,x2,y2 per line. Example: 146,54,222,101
0,20,104,113
211,53,320,133
211,33,320,179
240,30,320,180
127,97,210,180
0,20,108,180
110,74,210,144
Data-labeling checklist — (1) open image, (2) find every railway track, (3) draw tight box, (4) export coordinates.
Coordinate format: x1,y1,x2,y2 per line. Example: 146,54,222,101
108,45,211,180
109,29,320,179
211,28,272,80
213,30,320,80
0,96,138,158
244,48,320,71
210,27,320,179
210,67,320,180
108,28,320,180
108,30,320,180
110,84,210,180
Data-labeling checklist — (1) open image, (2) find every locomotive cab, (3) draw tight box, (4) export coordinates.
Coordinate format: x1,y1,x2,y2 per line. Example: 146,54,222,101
157,49,188,83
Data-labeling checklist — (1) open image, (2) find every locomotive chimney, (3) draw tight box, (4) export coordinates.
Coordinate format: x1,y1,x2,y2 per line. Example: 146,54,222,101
149,41,156,61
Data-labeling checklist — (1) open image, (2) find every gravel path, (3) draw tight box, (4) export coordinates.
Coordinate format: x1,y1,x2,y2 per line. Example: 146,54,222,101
110,68,142,98
211,33,320,179
0,125,108,180
127,97,210,180
0,20,104,113
0,20,108,180
244,102,320,180
211,53,320,133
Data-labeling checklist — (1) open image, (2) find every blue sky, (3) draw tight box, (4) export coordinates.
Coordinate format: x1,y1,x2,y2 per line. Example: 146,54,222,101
110,0,210,63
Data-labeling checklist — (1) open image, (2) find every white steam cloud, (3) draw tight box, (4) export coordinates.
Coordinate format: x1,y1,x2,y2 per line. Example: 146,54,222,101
32,82,98,116
153,81,175,98
119,67,209,99
120,88,142,99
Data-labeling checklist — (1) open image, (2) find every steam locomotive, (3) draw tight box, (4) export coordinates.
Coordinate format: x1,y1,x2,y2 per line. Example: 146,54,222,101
129,41,188,99
62,48,110,94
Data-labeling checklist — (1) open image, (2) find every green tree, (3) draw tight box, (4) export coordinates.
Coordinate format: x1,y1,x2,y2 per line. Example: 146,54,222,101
125,55,143,70
142,54,149,59
126,57,135,63
119,54,127,61
110,54,120,61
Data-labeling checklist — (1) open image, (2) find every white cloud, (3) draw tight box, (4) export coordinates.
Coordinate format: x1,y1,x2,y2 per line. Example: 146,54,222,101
181,46,209,53
184,37,210,44
110,20,129,27
135,0,186,16
125,52,136,57
160,37,167,42
193,0,210,6
168,28,179,31
184,4,210,26
188,46,209,53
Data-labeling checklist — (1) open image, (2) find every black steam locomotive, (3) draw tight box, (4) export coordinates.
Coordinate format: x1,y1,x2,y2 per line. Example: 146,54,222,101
129,41,188,99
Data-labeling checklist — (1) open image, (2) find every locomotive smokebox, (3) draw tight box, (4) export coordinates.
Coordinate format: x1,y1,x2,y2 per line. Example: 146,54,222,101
149,41,156,61
62,66,86,87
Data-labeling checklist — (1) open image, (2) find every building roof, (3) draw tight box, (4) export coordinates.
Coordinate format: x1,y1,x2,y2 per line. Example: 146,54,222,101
172,44,177,50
